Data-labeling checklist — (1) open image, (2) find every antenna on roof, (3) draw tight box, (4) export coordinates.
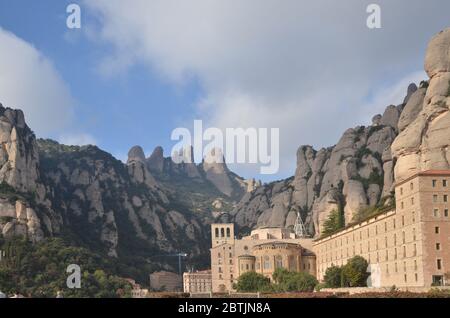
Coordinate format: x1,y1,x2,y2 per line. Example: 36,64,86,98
294,211,309,238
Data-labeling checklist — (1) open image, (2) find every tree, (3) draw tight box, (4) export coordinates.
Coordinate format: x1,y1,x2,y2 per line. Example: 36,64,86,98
341,256,369,287
322,209,345,237
324,265,343,288
234,272,271,292
0,237,132,297
272,268,318,292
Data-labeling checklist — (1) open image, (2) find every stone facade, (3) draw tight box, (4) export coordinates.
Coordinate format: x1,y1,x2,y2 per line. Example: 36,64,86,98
314,170,450,287
149,271,182,291
210,224,315,293
183,270,212,293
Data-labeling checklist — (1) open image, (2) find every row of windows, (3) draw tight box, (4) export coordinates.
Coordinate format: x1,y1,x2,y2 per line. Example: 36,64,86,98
240,263,255,271
319,225,444,264
432,179,448,188
320,221,416,253
217,252,233,258
319,259,420,276
319,243,419,264
399,179,448,196
214,227,231,238
433,208,449,217
399,182,415,195
432,194,448,203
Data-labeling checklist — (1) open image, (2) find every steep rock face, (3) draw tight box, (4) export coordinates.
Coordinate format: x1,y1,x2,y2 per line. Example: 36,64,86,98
230,102,404,237
0,200,44,243
38,140,207,259
231,29,450,238
0,105,39,192
392,28,450,182
0,105,56,242
138,145,249,223
202,148,236,197
0,104,211,272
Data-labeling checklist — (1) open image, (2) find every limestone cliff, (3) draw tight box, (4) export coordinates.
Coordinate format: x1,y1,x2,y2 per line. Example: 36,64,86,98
392,28,450,181
228,106,402,237
229,28,450,238
0,104,211,273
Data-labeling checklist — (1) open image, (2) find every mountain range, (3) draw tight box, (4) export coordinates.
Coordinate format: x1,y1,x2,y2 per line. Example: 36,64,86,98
0,28,449,284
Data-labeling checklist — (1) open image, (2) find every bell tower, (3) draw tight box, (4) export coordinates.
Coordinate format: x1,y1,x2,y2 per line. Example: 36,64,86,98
211,223,235,247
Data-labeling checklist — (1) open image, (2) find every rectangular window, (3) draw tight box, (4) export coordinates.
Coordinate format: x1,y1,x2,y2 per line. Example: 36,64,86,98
436,243,441,250
400,187,403,195
432,180,437,187
411,197,414,205
434,209,439,217
437,259,442,270
435,226,440,234
410,182,414,190
444,195,448,203
443,179,447,187
433,195,438,203
445,209,449,217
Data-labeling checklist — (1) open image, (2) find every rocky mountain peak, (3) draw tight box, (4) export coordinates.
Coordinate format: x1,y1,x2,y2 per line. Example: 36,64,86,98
127,145,146,164
147,146,164,173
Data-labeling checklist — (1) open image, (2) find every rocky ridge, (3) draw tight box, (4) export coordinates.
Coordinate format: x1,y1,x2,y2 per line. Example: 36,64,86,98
227,28,450,238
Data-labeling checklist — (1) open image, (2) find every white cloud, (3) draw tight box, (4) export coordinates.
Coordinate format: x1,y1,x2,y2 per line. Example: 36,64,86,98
58,133,97,146
84,0,450,178
0,27,75,136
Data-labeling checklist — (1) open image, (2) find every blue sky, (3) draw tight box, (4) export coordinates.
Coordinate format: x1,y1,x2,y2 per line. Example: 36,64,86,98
0,0,202,162
1,1,450,181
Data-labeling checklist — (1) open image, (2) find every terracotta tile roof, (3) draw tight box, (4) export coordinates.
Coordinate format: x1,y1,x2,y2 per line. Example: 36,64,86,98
396,169,450,186
418,170,450,176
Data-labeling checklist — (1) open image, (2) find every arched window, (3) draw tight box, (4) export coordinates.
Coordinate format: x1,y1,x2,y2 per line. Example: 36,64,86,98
226,228,231,238
220,228,225,238
263,256,271,270
215,228,219,238
275,255,283,269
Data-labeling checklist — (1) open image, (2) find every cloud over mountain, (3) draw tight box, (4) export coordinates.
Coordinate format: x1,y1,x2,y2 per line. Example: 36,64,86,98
85,0,450,178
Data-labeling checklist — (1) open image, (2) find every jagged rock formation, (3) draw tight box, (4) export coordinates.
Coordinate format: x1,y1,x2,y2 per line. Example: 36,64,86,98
228,109,401,237
229,28,450,238
392,28,450,181
145,145,247,199
0,104,211,275
1,28,449,278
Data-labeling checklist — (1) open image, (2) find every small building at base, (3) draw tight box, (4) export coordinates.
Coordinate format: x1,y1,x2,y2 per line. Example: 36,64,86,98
183,270,212,293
